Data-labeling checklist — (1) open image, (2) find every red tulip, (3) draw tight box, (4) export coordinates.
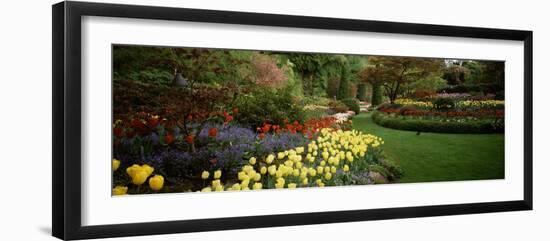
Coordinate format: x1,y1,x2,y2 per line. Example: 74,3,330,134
185,135,195,144
208,128,218,138
164,133,174,145
113,127,123,138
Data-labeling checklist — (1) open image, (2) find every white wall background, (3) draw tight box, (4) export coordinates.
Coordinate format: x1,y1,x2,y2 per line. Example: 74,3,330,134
0,0,547,240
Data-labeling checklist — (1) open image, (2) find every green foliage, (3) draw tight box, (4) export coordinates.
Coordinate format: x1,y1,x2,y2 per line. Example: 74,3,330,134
337,64,351,100
372,111,504,134
358,56,444,103
303,109,329,120
407,76,447,94
379,159,404,181
371,84,383,105
432,97,455,110
232,87,304,129
357,83,368,101
438,83,503,94
341,98,360,114
113,45,252,87
287,54,331,96
328,100,349,113
327,77,340,98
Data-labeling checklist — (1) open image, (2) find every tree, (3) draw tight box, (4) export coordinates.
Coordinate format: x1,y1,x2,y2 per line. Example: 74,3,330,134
337,63,351,100
249,53,288,88
357,83,368,101
287,54,331,96
358,56,444,103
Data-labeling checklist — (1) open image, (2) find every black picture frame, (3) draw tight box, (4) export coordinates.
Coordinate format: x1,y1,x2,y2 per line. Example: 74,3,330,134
52,1,533,240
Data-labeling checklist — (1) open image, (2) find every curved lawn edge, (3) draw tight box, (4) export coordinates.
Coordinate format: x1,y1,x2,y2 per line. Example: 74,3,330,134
371,111,504,134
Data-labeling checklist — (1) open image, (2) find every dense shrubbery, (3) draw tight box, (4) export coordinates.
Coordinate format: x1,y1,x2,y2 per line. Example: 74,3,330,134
438,83,503,94
357,83,367,101
372,111,504,133
328,100,349,114
432,97,455,110
232,87,305,129
341,98,361,114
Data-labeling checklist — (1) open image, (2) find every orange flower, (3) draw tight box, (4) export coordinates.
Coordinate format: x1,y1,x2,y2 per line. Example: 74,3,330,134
113,127,123,138
147,116,160,128
258,133,265,140
208,128,218,138
164,133,174,145
185,135,195,144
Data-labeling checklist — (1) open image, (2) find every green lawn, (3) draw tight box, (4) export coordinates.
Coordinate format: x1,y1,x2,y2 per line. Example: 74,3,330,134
352,113,504,183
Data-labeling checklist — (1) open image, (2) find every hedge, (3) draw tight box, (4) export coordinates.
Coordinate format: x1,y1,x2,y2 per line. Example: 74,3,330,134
372,111,504,134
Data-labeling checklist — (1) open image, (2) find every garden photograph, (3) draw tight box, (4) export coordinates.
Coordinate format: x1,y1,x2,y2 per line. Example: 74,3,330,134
111,45,505,195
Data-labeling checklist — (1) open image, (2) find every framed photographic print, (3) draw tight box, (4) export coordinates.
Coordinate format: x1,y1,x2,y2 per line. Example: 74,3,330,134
52,1,533,240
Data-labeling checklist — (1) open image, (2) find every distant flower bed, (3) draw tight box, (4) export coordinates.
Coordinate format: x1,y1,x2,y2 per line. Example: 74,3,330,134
373,97,504,133
372,111,504,134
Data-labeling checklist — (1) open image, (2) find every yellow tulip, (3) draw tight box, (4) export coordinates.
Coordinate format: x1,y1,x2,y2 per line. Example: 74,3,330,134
241,179,250,188
296,147,304,154
112,186,128,195
302,178,308,185
253,182,263,190
288,183,297,189
126,164,141,176
268,165,277,175
325,172,332,180
343,164,350,172
249,157,257,165
238,171,248,181
253,173,262,181
317,166,324,174
201,187,212,192
212,179,221,187
142,164,154,176
112,159,120,171
214,170,222,179
214,185,224,192
331,166,337,174
201,171,210,179
260,166,267,175
148,175,164,191
242,165,253,172
232,183,241,191
266,154,275,164
308,168,317,177
131,170,148,185
322,152,329,160
277,152,286,159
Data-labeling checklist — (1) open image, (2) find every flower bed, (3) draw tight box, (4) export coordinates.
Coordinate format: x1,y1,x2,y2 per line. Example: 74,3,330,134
373,97,505,133
372,111,504,134
111,109,399,195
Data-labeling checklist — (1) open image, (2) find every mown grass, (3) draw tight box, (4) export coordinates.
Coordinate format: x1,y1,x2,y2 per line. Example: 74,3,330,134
352,113,504,183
